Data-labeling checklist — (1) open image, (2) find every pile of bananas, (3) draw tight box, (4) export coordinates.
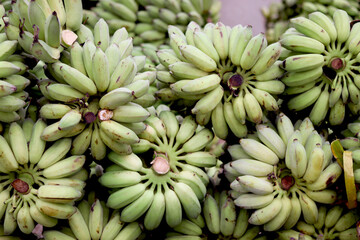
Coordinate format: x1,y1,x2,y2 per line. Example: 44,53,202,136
100,109,218,230
35,18,156,160
263,0,360,43
278,206,359,240
225,113,342,231
85,0,221,45
280,9,360,125
166,190,266,240
156,22,285,139
1,0,360,239
0,120,87,235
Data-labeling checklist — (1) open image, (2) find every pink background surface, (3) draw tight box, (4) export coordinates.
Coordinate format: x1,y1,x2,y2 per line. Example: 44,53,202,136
219,0,281,34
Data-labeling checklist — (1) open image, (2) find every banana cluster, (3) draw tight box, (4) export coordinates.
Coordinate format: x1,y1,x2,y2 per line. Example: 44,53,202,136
280,10,360,125
99,110,217,230
86,0,221,45
225,113,342,231
42,194,144,240
166,190,265,240
278,206,359,240
0,119,87,235
4,0,84,63
263,0,359,43
156,22,285,139
35,19,155,160
0,32,29,123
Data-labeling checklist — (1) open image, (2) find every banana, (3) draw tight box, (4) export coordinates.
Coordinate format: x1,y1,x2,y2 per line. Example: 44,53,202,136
191,86,223,114
229,159,274,176
287,84,323,111
212,22,229,60
264,195,292,231
168,62,208,79
251,88,279,111
8,122,28,165
35,199,76,219
44,12,61,48
144,187,165,230
282,54,324,72
240,138,279,165
303,146,324,183
309,85,330,125
92,46,110,92
174,171,207,200
108,152,143,171
224,100,247,138
100,120,139,144
211,102,228,139
88,199,103,240
305,162,342,191
43,230,76,240
99,88,133,110
280,35,325,54
29,200,58,228
37,138,72,169
256,124,286,158
47,83,85,102
251,42,282,75
324,205,343,229
37,185,81,203
180,74,221,94
240,33,267,70
101,211,124,240
68,208,91,240
179,44,217,72
113,222,142,240
99,127,133,155
234,193,274,209
248,196,282,225
29,119,47,164
107,183,146,209
109,56,137,91
173,182,201,219
52,61,97,95
120,188,154,222
164,186,182,227
112,102,150,123
237,175,274,195
333,9,350,43
159,110,179,140
243,89,262,124
193,29,219,63
42,155,85,179
180,128,213,152
0,135,18,172
308,12,337,42
334,211,358,232
219,196,236,236
16,202,35,234
290,16,330,45
28,0,47,40
99,170,142,188
203,194,220,234
283,194,302,229
299,193,318,224
64,0,83,31
71,127,92,155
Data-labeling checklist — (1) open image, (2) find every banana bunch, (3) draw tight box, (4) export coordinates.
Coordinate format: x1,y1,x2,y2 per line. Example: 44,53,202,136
262,0,359,43
0,32,29,123
0,119,87,235
42,193,145,240
36,19,156,160
278,206,359,240
225,113,342,231
280,10,360,125
4,0,84,63
166,190,266,240
99,110,217,230
156,21,285,139
88,0,221,45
